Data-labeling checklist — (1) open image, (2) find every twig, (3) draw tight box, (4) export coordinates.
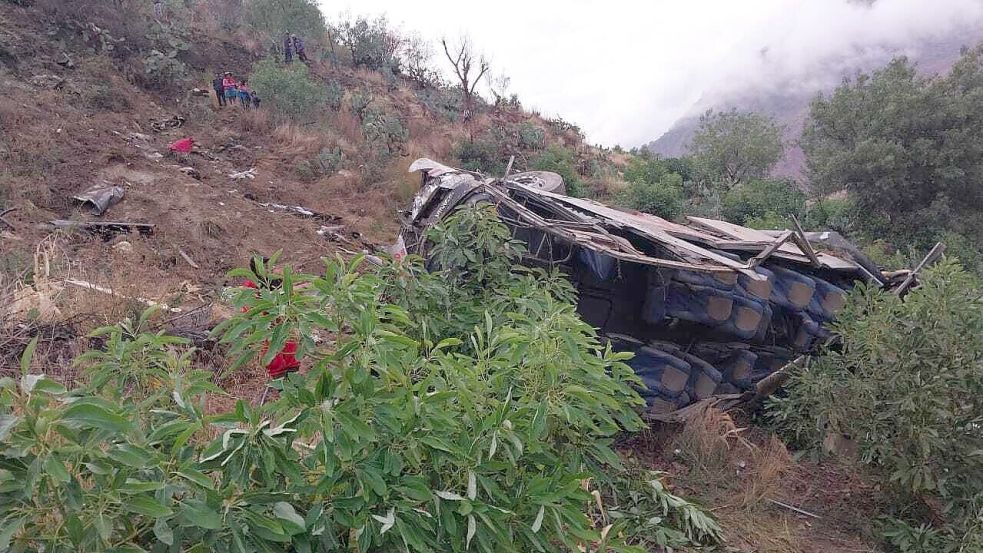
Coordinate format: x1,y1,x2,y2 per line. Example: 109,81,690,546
766,498,821,519
0,207,18,230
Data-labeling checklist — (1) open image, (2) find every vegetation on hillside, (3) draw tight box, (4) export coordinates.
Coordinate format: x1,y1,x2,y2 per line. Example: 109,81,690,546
767,260,983,551
0,207,720,551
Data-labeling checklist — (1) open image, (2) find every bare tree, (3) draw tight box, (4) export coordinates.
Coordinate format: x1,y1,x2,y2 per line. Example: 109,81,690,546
441,36,490,121
485,71,511,107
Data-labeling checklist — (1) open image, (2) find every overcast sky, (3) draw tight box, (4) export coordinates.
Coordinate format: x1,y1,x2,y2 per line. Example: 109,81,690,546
325,0,983,147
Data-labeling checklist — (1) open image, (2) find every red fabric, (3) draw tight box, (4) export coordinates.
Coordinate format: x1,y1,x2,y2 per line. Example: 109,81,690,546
222,76,237,90
241,278,300,379
168,137,194,153
264,340,300,379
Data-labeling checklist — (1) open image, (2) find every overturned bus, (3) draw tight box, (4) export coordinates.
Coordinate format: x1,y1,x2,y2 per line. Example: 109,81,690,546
397,158,909,416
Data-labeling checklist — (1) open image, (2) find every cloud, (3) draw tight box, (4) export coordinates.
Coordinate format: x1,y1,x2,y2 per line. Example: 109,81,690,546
324,0,983,146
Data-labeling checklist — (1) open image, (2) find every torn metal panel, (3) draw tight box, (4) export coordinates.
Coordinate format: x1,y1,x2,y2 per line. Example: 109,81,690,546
483,186,741,274
686,216,859,271
511,186,766,280
73,185,124,215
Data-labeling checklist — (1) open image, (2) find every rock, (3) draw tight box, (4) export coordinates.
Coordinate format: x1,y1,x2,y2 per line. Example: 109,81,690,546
113,241,133,255
29,74,65,89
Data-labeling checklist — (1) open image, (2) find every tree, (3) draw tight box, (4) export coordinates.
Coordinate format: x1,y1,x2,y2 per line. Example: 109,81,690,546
485,71,511,106
441,36,490,122
690,109,784,188
801,50,983,251
400,32,440,87
244,0,325,54
334,14,403,71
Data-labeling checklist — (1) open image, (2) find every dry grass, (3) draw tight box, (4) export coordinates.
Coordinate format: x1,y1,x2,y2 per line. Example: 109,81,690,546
237,108,274,134
271,123,327,159
670,407,791,509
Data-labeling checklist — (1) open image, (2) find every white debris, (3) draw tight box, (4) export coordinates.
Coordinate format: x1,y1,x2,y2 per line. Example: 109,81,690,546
228,168,257,180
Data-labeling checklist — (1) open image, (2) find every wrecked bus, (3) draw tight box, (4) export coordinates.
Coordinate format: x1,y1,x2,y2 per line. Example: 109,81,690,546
398,158,908,415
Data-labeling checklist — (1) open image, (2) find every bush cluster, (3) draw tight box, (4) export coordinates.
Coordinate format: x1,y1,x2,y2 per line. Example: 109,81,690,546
767,260,983,552
0,206,720,552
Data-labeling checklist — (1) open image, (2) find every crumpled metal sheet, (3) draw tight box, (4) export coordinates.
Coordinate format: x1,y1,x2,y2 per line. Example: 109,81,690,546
73,185,124,215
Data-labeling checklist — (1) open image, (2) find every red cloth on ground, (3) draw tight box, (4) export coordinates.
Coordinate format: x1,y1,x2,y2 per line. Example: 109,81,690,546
169,137,194,153
241,278,300,378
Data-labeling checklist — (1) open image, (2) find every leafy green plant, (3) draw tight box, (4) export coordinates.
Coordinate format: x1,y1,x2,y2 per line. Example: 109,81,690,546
0,207,720,552
249,59,327,122
617,173,685,220
518,122,545,151
532,145,586,197
767,260,983,551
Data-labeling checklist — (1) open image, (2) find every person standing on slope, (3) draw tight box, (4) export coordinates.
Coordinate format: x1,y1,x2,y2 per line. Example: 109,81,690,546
222,71,238,106
292,34,308,63
237,79,252,108
283,33,294,63
212,73,226,107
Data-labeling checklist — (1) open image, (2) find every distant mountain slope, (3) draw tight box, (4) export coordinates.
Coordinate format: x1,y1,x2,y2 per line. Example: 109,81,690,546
646,28,983,183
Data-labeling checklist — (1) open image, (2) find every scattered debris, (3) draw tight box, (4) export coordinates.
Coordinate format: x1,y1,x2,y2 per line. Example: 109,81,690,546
189,88,211,97
766,498,822,520
0,207,18,230
112,241,133,255
228,168,257,180
50,219,155,236
178,166,201,179
64,278,181,313
168,137,195,154
55,52,74,68
72,185,124,215
144,152,164,161
179,249,200,269
151,115,186,132
261,202,341,224
29,74,65,89
316,224,345,235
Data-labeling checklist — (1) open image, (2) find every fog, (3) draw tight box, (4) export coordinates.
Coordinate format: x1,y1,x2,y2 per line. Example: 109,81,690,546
326,0,983,146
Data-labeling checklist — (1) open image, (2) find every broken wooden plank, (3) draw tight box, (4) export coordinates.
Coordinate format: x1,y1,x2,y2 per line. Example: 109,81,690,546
179,249,200,269
749,230,794,268
766,498,821,520
894,242,946,297
51,220,155,236
791,215,822,267
64,278,181,312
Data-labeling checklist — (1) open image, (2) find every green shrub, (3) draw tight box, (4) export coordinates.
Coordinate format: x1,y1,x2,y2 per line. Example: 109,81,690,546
324,81,344,111
532,145,586,197
249,59,326,122
453,139,506,175
720,178,805,227
517,122,545,151
617,173,685,220
767,260,983,551
0,207,720,552
295,146,344,182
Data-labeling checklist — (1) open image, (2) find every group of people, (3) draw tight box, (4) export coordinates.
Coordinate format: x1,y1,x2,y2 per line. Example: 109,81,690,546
283,33,308,63
212,71,260,109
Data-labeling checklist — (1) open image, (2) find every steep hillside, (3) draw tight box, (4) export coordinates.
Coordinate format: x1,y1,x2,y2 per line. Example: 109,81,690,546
0,0,611,339
646,28,983,181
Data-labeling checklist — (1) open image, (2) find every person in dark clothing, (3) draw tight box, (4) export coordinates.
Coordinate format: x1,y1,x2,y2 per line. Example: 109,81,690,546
283,33,293,63
251,92,261,109
292,35,307,63
212,74,226,107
